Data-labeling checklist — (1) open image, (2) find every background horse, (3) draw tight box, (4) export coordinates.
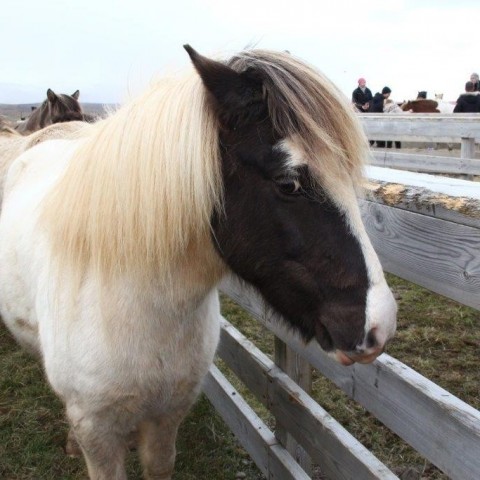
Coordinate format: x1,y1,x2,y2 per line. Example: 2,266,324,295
401,99,440,112
15,88,83,134
434,94,455,113
53,111,99,123
0,46,396,479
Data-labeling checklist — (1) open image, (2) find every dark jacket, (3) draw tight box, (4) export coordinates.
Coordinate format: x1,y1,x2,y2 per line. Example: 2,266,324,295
453,93,480,113
352,87,373,112
370,92,385,113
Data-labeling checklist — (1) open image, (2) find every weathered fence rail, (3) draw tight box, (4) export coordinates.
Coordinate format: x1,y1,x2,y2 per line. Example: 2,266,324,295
360,114,480,177
217,275,480,480
202,116,480,479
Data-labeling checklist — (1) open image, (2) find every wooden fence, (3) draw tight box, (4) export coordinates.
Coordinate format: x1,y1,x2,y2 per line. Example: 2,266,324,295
361,113,480,178
202,115,480,479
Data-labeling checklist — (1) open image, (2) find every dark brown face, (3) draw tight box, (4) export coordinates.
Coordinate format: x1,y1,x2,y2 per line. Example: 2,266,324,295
47,89,82,124
185,45,397,363
211,120,368,352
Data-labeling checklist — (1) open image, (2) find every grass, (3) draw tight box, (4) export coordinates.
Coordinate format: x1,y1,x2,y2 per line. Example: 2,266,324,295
1,274,479,479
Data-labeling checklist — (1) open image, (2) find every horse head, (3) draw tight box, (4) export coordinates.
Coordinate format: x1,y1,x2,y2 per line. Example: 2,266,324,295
185,46,397,364
15,89,84,135
46,89,82,123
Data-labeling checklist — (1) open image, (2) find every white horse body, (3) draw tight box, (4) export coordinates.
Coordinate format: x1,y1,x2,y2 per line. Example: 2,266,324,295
435,94,455,113
0,47,397,479
437,101,455,113
0,139,223,477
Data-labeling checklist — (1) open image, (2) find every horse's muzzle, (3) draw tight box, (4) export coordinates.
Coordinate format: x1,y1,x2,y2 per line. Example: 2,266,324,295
334,344,384,366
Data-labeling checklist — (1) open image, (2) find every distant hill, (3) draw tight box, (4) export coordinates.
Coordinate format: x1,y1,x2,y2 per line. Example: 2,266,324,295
0,103,115,122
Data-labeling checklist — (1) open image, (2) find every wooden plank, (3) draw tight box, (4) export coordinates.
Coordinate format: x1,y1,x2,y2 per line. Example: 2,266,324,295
364,166,480,228
203,365,310,480
361,191,480,229
366,165,480,200
369,150,480,175
220,275,480,480
359,201,480,309
359,114,480,143
461,137,476,159
217,319,399,480
274,337,312,474
461,138,476,180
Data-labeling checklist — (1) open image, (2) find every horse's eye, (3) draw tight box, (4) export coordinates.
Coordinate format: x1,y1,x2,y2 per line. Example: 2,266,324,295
277,178,301,195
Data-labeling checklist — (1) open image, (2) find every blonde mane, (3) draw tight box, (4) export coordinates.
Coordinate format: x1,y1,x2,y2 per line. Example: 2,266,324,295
40,49,367,284
41,71,222,283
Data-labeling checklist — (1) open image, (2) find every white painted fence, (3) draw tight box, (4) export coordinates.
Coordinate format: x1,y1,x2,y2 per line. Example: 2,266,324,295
203,148,480,479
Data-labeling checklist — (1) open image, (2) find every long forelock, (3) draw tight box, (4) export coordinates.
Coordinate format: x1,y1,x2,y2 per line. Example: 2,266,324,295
40,71,223,284
227,50,368,195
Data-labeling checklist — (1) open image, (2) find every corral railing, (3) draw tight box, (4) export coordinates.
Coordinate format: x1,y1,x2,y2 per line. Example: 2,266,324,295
203,142,480,479
361,113,480,178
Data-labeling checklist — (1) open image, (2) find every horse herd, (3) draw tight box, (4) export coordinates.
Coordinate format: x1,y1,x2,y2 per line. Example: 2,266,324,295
0,46,398,479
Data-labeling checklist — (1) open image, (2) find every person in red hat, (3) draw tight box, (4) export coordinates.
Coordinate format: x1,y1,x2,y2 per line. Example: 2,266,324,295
352,77,373,112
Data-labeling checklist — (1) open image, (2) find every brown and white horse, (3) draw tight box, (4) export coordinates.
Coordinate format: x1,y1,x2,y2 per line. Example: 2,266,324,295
0,46,397,479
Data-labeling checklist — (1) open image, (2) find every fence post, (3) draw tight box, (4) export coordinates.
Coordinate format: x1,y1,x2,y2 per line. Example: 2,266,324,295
460,137,475,180
274,336,313,475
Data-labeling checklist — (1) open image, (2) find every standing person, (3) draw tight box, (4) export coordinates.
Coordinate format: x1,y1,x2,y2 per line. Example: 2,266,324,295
453,81,480,113
470,73,480,92
380,87,402,149
370,86,390,147
352,78,373,113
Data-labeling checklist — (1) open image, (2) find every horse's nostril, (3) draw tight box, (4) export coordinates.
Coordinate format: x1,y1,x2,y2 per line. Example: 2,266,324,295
365,327,379,349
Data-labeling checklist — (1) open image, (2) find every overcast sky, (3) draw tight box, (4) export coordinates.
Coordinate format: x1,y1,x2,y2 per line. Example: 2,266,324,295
0,1,477,105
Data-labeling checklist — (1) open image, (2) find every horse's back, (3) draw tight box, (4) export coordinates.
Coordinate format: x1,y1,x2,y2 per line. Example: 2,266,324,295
3,135,79,204
0,122,87,205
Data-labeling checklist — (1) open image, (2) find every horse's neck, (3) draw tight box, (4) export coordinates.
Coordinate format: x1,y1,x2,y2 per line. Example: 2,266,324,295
21,104,50,133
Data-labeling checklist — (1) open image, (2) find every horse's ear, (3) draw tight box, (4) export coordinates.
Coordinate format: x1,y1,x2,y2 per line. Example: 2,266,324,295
47,89,57,103
72,90,80,100
183,44,264,128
